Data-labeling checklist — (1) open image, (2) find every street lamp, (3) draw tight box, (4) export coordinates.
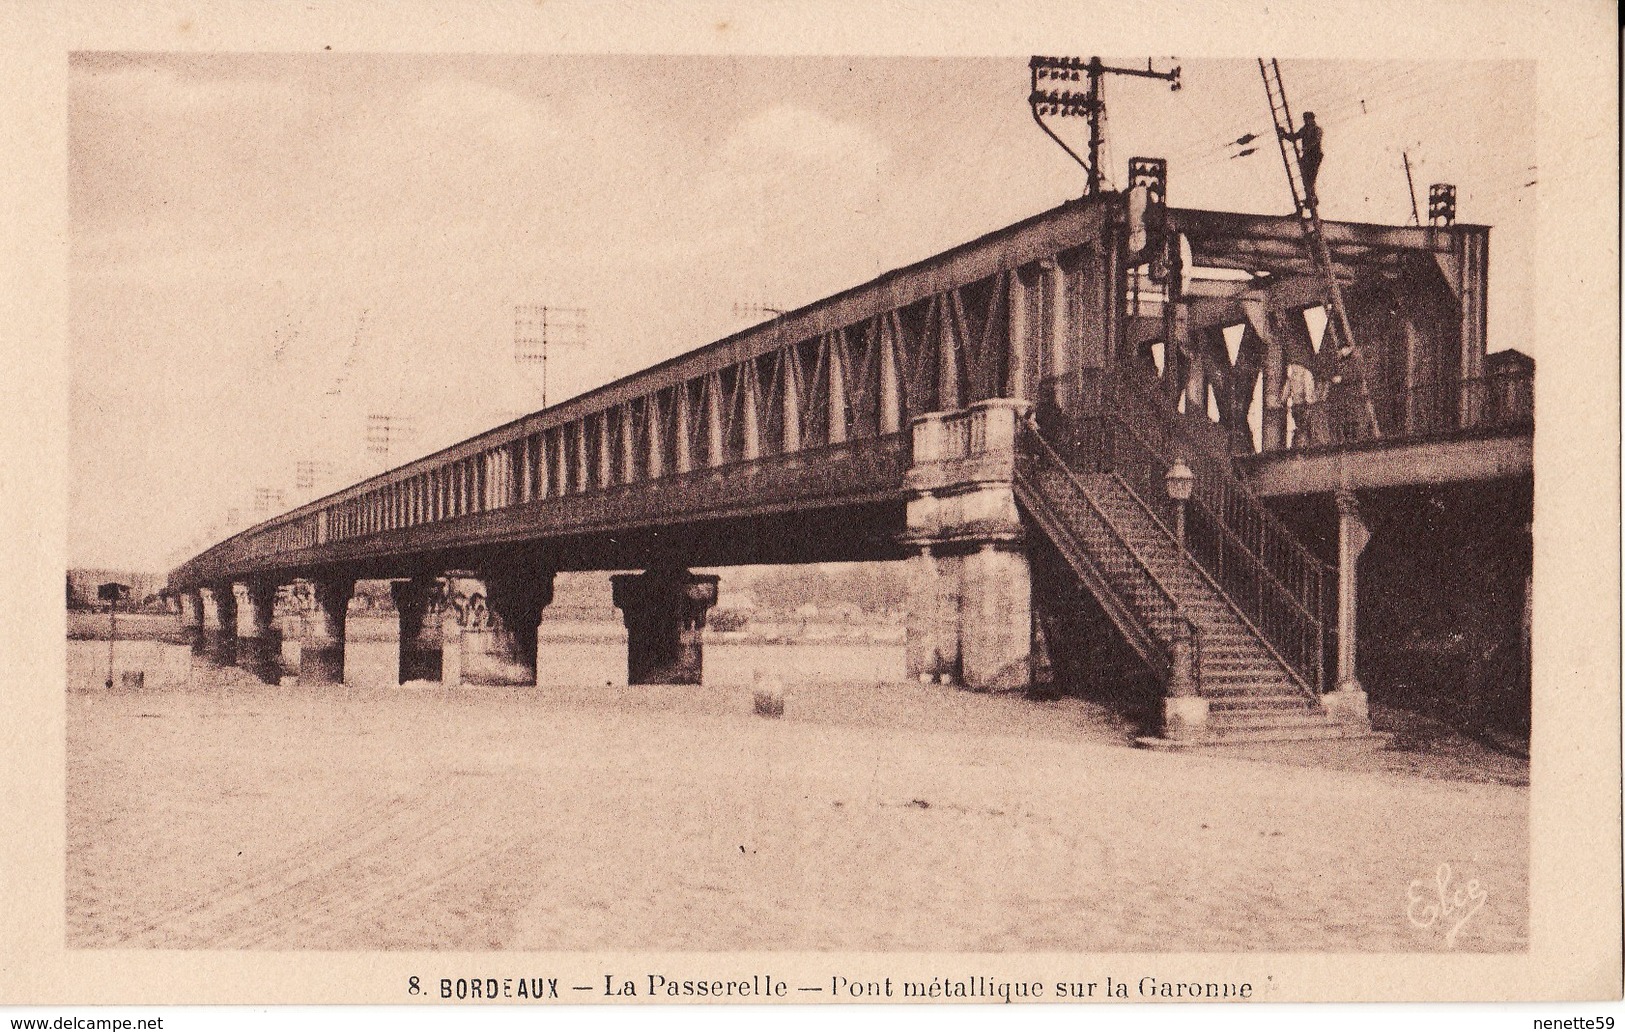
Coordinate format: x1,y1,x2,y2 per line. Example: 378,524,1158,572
97,582,130,690
1164,458,1195,547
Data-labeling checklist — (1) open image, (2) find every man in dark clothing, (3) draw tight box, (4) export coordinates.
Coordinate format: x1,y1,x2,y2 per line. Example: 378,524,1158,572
1281,111,1323,204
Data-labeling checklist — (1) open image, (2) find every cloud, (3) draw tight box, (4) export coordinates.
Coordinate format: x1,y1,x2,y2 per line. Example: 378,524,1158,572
723,103,890,171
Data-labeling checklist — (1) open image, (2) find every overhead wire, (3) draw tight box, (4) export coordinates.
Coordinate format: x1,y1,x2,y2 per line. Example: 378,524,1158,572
1139,66,1527,216
1028,58,1534,228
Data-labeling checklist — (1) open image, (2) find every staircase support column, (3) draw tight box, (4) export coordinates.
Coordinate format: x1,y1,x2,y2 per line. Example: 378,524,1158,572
1160,621,1209,740
1325,489,1372,725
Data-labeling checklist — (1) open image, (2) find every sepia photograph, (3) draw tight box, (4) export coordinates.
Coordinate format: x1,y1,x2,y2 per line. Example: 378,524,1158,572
65,47,1538,952
4,0,1619,1017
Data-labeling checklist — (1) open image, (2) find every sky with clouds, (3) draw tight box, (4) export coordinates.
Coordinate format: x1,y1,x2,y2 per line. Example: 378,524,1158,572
68,54,1534,571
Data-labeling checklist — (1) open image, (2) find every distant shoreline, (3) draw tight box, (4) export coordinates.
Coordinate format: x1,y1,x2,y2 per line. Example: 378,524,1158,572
66,610,902,647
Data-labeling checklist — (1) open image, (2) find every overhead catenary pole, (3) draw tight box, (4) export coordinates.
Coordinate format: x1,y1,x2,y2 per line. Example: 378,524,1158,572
1029,56,1181,196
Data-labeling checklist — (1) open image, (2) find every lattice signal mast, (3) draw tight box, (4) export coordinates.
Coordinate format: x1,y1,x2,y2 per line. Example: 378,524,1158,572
515,304,587,408
1029,56,1181,197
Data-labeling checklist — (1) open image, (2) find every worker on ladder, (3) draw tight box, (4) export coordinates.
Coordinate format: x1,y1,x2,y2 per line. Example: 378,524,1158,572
1279,111,1323,205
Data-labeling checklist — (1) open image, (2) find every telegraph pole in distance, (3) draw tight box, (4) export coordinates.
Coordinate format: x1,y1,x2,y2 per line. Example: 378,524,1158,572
97,582,129,690
515,304,587,409
732,302,785,322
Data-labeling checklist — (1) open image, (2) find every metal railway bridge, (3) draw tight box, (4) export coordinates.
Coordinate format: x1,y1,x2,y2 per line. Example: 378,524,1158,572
168,175,1533,743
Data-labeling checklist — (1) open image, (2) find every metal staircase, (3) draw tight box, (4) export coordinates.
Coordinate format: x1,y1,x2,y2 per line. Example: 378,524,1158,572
1259,58,1382,440
1015,368,1353,743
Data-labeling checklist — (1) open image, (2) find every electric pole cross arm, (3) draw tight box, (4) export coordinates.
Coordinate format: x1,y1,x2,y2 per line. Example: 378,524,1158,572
1030,56,1181,197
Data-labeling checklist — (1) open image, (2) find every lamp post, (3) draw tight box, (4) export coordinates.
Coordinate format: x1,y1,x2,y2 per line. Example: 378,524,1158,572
97,582,130,690
1164,458,1195,547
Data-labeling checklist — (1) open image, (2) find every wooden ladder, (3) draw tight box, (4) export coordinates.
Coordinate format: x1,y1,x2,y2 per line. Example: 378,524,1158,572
1259,58,1382,439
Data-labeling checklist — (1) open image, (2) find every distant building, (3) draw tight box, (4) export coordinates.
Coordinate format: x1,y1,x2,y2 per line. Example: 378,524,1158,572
67,569,166,610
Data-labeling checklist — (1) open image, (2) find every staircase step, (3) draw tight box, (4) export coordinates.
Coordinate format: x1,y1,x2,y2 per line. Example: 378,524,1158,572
1201,660,1281,674
1200,680,1296,695
1208,696,1316,713
1202,677,1292,691
1208,709,1331,729
1201,655,1281,668
1196,723,1373,745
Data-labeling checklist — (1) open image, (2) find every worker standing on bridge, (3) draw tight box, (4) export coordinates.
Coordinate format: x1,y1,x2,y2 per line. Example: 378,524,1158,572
1281,359,1323,448
1280,111,1323,205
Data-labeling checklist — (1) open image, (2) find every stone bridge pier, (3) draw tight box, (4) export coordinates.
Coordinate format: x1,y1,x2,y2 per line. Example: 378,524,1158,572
177,590,203,650
441,569,556,687
901,399,1035,692
611,569,720,685
278,578,354,686
198,585,237,666
392,576,446,685
389,569,556,687
233,580,282,683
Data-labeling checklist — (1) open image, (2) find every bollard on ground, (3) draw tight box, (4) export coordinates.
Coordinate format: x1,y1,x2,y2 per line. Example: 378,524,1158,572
752,670,785,718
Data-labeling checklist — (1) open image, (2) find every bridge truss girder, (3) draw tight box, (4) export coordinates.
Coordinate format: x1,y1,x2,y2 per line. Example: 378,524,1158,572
171,195,1493,592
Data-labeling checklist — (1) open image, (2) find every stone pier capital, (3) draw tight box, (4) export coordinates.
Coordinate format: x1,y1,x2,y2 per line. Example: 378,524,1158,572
440,567,556,686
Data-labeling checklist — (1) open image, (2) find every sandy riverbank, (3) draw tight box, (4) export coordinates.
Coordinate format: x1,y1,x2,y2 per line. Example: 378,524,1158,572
66,639,1527,952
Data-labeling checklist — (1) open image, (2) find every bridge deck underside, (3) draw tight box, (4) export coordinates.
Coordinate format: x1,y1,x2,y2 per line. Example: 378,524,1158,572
1239,430,1532,497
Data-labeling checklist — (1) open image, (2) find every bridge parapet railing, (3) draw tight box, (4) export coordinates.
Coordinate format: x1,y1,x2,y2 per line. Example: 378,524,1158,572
170,433,915,587
907,399,1033,479
1286,366,1535,451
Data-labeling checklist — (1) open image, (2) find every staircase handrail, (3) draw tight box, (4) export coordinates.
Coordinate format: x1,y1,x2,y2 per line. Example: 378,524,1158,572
1105,402,1323,625
1096,369,1328,695
1017,422,1197,658
1109,368,1330,584
1089,412,1322,697
1017,476,1173,680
